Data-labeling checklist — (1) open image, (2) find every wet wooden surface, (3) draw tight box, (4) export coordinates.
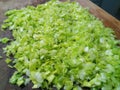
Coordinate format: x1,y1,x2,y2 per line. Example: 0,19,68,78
0,0,120,90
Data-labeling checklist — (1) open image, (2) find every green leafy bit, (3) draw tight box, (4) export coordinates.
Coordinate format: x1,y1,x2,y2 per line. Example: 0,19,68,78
0,56,2,59
0,37,10,44
5,58,12,64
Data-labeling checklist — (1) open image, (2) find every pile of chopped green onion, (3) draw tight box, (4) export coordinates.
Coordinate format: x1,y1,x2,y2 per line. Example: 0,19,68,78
2,0,120,90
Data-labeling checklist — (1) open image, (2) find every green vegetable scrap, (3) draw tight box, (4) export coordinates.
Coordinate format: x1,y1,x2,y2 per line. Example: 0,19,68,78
0,37,10,44
0,56,2,59
2,0,120,89
5,58,12,64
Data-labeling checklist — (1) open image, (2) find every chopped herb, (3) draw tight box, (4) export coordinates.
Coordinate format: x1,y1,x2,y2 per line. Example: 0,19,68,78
2,0,120,89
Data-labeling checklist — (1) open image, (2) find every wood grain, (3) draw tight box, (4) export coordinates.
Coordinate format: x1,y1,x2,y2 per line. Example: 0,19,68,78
77,0,120,39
